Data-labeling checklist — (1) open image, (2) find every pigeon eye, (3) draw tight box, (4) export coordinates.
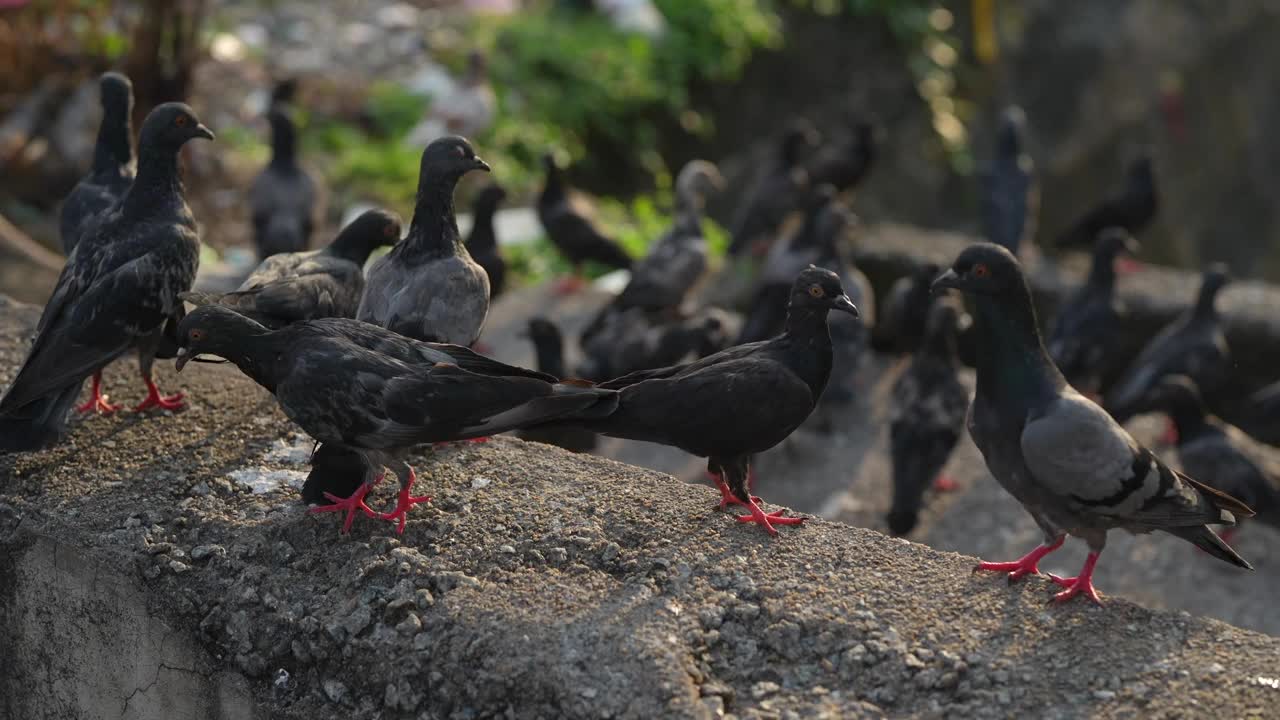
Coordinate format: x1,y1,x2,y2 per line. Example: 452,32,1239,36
808,284,824,298
174,115,188,127
188,329,204,341
383,223,398,238
972,264,990,279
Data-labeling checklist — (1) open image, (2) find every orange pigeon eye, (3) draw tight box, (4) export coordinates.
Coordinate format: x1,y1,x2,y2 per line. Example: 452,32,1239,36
175,115,188,127
808,284,824,298
972,264,990,279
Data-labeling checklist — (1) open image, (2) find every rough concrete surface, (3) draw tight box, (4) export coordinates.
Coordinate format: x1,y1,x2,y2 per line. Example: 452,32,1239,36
3,272,1280,719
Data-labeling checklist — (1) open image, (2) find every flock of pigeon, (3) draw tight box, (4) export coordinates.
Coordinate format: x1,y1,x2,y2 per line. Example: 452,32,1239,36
0,71,1276,607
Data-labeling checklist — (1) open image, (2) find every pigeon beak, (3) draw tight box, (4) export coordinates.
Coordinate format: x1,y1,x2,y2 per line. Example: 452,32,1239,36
931,268,961,295
472,156,491,173
193,124,215,141
830,294,860,318
175,347,191,372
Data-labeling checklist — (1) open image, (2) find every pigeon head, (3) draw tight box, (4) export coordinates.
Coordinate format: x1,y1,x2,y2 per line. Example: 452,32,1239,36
523,317,562,343
139,102,214,151
473,183,508,212
99,72,134,119
788,266,859,317
328,208,403,264
996,106,1027,154
780,119,820,167
422,136,490,179
1127,152,1156,190
522,317,565,376
175,306,273,374
676,160,725,203
1095,228,1140,260
1200,263,1231,297
931,243,1026,298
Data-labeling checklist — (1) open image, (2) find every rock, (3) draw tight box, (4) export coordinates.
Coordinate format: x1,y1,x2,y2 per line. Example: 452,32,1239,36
323,679,347,704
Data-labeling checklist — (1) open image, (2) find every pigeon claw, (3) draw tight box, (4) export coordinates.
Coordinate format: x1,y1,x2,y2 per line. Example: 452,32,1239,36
133,379,186,413
553,274,587,296
931,474,959,492
735,499,806,536
971,537,1066,584
1047,552,1103,605
309,485,378,534
377,487,433,535
77,393,121,415
707,471,762,510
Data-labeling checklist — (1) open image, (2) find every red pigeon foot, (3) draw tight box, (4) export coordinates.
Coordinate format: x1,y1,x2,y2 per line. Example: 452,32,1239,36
133,378,185,412
76,373,121,414
1048,552,1103,604
309,483,378,534
553,275,588,296
377,467,432,534
972,536,1066,583
932,474,959,492
1160,418,1179,446
1115,257,1144,275
706,470,762,510
735,499,806,536
471,341,493,355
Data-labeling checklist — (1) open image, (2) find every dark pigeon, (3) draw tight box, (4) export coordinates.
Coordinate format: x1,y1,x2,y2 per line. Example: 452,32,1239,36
1046,229,1138,397
1054,154,1158,250
181,209,402,328
887,299,970,536
933,243,1251,604
60,72,135,255
358,136,492,345
1236,380,1280,448
0,103,212,451
465,183,508,299
517,317,598,453
806,119,875,195
538,153,632,293
1105,264,1231,423
980,106,1038,256
578,307,734,382
876,262,941,355
1132,376,1280,539
250,106,319,259
176,306,616,533
728,120,818,257
552,266,859,535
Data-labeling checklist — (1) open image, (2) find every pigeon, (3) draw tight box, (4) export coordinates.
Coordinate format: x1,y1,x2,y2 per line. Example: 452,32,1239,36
538,152,632,294
556,266,859,535
1132,376,1280,540
876,261,941,354
60,72,135,255
578,307,734,382
806,119,875,195
610,159,722,313
176,306,616,533
181,209,402,328
932,243,1251,604
516,317,599,453
358,136,492,345
1236,380,1280,448
980,106,1038,256
0,103,212,451
727,120,818,257
465,183,508,299
1105,263,1231,425
250,106,319,259
1046,229,1139,397
887,299,970,536
1054,153,1158,253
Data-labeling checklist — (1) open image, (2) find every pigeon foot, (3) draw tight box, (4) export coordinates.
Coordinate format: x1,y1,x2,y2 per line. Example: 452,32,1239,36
735,499,806,536
553,275,587,296
77,372,122,415
377,468,432,534
309,483,378,534
1048,552,1103,604
932,474,958,492
1115,257,1144,275
706,471,762,510
133,379,185,412
972,536,1066,583
1160,418,1179,446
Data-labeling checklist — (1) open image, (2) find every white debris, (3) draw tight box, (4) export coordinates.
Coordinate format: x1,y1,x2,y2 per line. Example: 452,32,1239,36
263,436,313,466
471,476,492,489
228,468,308,495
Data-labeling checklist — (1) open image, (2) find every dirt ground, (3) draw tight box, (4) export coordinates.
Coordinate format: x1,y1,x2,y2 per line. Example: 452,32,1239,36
3,292,1280,719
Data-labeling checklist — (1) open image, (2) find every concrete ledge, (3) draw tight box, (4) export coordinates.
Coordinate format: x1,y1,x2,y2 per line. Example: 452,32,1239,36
2,340,1279,718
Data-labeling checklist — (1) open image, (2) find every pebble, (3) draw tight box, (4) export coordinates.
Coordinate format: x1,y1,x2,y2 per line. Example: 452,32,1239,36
168,560,190,574
1093,690,1116,701
190,544,225,562
323,679,348,703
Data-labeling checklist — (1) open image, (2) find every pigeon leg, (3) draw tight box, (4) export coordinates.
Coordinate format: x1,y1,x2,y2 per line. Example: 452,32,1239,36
1115,257,1144,275
932,474,958,492
75,372,121,414
1047,552,1103,604
735,498,807,536
705,470,762,510
132,370,186,412
972,536,1066,582
308,475,381,534
553,266,587,296
378,464,432,535
1160,418,1179,446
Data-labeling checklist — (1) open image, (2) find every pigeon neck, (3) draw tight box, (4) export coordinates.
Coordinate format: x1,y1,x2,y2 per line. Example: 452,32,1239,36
1085,251,1117,293
403,177,464,261
532,335,566,378
1166,398,1209,441
541,166,566,205
122,144,187,217
671,196,703,236
269,121,298,170
782,305,835,397
468,202,498,251
326,230,378,266
1193,284,1221,320
92,107,133,176
921,321,959,365
971,290,1063,403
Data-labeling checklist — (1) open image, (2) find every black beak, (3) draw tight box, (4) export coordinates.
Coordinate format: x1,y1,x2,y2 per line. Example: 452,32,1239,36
175,347,192,372
473,156,491,173
194,123,215,141
830,294,859,318
931,268,961,295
